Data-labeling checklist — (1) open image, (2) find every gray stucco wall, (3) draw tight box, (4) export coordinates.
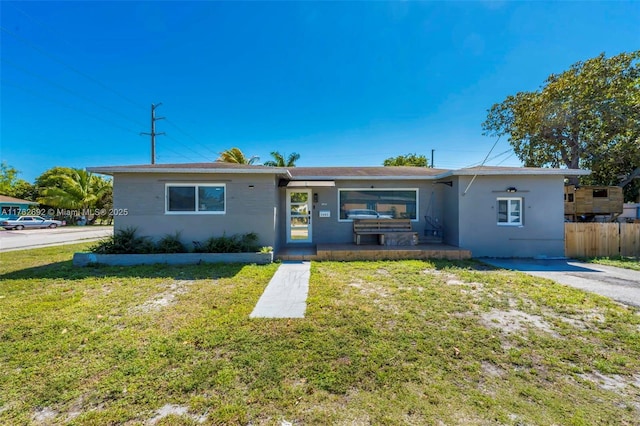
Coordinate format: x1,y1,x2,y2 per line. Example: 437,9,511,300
112,172,279,249
440,178,460,246
279,180,446,246
456,175,566,258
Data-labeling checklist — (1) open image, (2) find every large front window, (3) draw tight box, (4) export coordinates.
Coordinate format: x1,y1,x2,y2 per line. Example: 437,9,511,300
166,184,225,214
497,197,522,225
339,189,418,221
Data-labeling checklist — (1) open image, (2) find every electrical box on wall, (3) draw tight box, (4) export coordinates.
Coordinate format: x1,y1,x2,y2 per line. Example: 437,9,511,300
319,210,331,218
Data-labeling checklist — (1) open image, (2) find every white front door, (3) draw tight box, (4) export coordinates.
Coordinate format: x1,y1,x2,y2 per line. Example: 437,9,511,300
286,189,312,243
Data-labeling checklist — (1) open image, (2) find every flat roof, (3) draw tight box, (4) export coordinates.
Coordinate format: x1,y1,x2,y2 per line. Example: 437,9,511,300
88,163,590,179
88,162,291,177
438,166,590,178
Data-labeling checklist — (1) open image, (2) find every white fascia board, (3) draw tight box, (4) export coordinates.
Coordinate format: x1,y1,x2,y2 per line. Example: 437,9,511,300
435,169,591,178
293,175,437,181
87,167,292,178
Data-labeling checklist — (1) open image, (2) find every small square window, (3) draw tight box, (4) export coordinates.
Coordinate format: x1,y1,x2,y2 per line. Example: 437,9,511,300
497,197,522,225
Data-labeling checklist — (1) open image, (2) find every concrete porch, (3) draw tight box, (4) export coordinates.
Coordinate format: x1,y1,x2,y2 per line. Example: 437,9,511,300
276,243,472,261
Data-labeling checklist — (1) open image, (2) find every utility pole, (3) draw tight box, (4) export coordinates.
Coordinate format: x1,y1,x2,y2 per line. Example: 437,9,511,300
140,103,165,164
431,149,435,168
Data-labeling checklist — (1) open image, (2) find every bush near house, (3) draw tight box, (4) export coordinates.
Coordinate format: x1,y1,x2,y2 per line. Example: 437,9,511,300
90,228,260,254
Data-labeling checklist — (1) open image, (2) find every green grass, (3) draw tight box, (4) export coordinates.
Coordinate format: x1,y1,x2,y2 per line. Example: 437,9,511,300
582,256,640,271
1,246,639,424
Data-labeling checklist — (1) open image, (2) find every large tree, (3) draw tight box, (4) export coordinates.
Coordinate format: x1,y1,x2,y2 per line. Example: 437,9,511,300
0,162,35,200
37,168,112,211
482,51,640,201
216,147,259,165
383,153,428,167
263,151,300,167
0,162,20,195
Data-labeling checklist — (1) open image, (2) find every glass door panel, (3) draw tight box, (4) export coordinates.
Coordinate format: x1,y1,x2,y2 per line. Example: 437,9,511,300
287,189,312,243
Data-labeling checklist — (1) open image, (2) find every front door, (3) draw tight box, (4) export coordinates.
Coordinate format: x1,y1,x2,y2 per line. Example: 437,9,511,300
286,189,312,243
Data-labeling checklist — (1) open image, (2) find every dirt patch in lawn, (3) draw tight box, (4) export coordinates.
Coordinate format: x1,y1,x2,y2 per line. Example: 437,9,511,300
480,309,559,338
32,407,57,424
147,404,207,424
132,280,195,314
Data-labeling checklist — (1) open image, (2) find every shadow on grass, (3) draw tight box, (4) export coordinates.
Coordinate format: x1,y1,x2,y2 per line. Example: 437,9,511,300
430,258,499,271
0,260,249,281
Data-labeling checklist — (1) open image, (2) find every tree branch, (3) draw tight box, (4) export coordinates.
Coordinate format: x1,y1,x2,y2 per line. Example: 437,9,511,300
618,167,640,187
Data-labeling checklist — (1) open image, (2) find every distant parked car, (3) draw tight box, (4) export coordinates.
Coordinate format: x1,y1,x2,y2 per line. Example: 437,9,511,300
0,216,65,230
346,209,393,220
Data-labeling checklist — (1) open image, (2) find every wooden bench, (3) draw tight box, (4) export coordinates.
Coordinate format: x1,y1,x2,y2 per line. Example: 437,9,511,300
353,219,418,246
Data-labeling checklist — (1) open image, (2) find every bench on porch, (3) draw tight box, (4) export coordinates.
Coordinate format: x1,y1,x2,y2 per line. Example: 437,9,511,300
353,219,418,246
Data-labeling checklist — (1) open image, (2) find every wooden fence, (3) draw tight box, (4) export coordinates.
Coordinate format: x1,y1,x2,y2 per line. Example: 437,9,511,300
565,223,640,258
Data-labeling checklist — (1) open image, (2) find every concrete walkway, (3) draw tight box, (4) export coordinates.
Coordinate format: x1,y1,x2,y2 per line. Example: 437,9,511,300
250,261,310,318
482,258,640,308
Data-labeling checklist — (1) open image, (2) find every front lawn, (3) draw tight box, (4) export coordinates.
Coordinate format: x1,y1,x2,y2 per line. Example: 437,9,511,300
1,245,639,424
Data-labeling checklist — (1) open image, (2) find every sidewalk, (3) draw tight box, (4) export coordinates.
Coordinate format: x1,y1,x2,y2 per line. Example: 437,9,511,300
250,261,311,318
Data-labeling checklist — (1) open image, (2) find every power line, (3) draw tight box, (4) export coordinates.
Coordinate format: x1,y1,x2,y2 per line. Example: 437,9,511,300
6,2,79,51
1,58,147,128
0,25,144,109
4,80,203,163
163,134,216,161
164,118,220,157
495,152,516,166
2,79,143,136
0,26,208,164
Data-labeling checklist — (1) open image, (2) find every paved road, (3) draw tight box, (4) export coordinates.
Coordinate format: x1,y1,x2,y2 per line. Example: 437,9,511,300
482,258,640,308
0,226,113,252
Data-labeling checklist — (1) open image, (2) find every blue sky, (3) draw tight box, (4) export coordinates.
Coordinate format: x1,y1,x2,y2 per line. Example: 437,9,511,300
1,1,639,182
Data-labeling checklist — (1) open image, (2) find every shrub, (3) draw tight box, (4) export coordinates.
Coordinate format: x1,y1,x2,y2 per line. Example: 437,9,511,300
155,232,187,253
193,232,260,253
90,229,261,254
90,227,155,254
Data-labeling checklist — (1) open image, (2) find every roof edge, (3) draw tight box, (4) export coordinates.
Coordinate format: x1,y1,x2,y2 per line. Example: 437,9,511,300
87,166,292,178
436,168,590,178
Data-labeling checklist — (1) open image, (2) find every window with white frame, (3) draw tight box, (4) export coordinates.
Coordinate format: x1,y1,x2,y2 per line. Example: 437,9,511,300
497,197,522,225
339,189,418,221
165,184,225,214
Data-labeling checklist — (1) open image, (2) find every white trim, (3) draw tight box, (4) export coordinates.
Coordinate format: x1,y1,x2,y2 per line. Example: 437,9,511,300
286,189,312,244
165,183,226,215
337,188,420,222
89,166,291,178
497,197,523,226
287,181,335,187
293,175,435,181
438,168,590,178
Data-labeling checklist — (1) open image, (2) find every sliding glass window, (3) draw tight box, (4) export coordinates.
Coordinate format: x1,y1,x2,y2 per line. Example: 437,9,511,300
166,184,225,214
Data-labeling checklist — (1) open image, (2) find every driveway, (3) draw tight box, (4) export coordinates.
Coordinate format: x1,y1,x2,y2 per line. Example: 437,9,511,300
0,226,113,252
481,258,640,308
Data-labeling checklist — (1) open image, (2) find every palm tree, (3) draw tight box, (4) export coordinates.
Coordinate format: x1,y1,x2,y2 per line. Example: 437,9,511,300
263,151,300,167
217,147,260,165
38,168,111,211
